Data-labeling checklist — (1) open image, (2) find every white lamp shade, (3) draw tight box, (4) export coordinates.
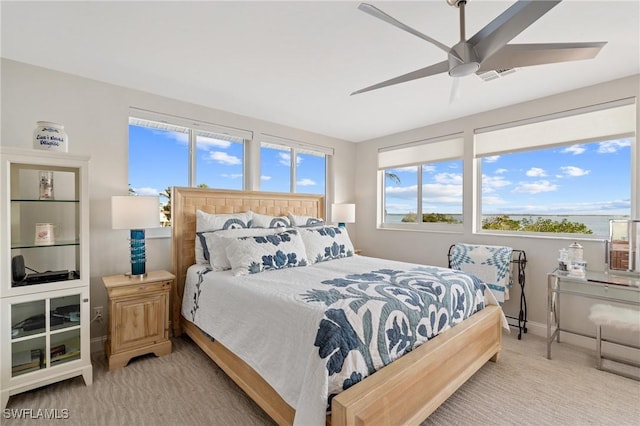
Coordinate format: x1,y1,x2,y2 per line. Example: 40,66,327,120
111,196,161,229
331,203,356,224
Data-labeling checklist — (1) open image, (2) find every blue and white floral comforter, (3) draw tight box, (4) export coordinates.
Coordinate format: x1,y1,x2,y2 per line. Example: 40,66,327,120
183,255,505,426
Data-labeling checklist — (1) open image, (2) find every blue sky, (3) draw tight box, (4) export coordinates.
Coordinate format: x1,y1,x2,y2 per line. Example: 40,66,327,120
385,138,632,216
129,125,325,198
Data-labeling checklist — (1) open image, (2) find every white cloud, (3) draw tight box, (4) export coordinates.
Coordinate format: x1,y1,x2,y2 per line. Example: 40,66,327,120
220,173,243,179
261,175,272,181
297,178,316,186
482,195,508,205
526,167,547,177
197,136,231,149
483,155,500,163
385,185,417,197
482,175,511,193
561,144,586,155
560,166,590,177
495,168,508,174
151,129,188,145
209,151,241,165
433,172,462,185
512,180,557,194
279,152,291,166
132,187,160,196
278,152,302,166
597,139,631,154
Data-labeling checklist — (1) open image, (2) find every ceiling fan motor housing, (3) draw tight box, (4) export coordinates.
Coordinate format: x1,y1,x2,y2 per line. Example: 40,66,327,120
448,42,480,77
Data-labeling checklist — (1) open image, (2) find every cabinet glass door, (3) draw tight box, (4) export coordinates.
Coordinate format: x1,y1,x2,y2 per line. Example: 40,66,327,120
10,294,82,377
11,300,46,377
50,294,81,366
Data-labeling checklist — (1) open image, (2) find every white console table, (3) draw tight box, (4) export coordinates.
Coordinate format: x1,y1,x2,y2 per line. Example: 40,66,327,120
546,270,640,360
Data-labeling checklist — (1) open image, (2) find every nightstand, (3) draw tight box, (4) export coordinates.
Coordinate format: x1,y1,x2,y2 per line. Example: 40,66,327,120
102,270,174,371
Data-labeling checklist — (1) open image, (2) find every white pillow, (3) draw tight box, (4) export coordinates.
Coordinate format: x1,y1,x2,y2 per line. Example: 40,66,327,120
204,227,287,271
299,225,354,264
288,213,324,228
225,229,308,276
249,212,291,228
195,210,253,264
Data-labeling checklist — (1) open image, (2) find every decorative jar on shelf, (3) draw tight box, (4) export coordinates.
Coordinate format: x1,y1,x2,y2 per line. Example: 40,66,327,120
33,121,68,152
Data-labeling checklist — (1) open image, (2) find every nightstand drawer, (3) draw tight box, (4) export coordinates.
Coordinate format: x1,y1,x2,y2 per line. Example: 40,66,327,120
107,280,171,299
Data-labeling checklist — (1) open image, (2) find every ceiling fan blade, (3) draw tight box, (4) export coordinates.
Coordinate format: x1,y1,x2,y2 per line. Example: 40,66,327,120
449,77,461,104
477,42,607,72
469,0,561,63
351,60,449,95
358,3,451,55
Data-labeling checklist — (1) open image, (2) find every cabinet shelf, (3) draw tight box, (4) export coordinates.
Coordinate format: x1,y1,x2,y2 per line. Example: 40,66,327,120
11,240,80,250
11,199,79,203
11,331,46,342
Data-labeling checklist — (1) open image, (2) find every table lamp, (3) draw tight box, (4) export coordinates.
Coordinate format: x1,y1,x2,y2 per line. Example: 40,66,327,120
331,203,356,228
111,195,160,277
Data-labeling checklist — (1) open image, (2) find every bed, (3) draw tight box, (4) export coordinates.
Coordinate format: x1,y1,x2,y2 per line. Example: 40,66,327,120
170,187,505,426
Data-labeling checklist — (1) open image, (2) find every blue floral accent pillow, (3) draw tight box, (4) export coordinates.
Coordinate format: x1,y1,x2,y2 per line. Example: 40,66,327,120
203,227,289,271
224,229,309,276
299,226,355,264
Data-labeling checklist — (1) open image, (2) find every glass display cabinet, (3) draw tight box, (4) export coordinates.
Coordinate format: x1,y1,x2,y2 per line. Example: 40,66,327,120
0,147,92,409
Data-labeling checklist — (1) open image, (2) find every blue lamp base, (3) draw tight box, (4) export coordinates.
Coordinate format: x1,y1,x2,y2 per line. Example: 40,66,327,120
338,222,346,228
129,229,147,278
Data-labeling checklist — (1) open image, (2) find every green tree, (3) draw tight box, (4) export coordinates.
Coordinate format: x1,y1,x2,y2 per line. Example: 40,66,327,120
401,212,417,222
159,187,172,226
422,213,461,224
482,215,592,234
385,172,401,185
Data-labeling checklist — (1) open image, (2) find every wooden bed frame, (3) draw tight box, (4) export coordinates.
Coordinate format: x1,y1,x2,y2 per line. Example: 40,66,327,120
171,187,503,426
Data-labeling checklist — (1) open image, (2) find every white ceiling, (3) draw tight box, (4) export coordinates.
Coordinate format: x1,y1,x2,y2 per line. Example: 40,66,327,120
1,1,638,142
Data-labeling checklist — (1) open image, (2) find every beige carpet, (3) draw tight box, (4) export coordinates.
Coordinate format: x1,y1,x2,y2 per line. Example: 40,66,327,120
4,331,639,425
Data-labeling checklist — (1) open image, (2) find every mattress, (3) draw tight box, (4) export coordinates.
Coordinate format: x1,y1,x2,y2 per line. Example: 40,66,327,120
182,255,506,425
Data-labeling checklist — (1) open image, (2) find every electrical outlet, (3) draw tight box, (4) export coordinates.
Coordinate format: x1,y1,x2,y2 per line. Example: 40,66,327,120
93,306,103,322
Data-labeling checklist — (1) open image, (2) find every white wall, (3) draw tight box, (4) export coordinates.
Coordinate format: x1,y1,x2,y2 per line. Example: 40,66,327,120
0,59,357,342
355,75,640,348
2,57,638,354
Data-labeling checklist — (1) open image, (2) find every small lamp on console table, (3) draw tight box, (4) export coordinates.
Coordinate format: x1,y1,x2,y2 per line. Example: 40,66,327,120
331,203,356,228
111,195,160,278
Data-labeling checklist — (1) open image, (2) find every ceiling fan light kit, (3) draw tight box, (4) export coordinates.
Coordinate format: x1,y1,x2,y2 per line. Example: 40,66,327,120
352,0,607,95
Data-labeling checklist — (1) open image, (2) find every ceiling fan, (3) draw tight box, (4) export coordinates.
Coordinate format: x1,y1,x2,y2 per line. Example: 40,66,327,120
351,0,607,96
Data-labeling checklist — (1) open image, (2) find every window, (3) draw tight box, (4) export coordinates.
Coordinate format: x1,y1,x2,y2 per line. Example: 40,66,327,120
128,111,251,225
259,134,331,195
476,100,635,237
379,135,464,226
260,143,291,192
195,131,244,190
128,121,189,198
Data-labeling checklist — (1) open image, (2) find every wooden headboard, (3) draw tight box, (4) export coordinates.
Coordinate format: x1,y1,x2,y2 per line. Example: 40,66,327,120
170,187,325,336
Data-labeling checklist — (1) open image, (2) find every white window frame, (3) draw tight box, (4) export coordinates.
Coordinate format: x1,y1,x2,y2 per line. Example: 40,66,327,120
129,107,252,189
128,108,252,237
473,98,637,239
259,133,333,194
378,134,464,232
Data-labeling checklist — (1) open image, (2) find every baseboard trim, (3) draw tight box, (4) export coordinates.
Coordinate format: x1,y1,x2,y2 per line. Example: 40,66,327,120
91,335,107,355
